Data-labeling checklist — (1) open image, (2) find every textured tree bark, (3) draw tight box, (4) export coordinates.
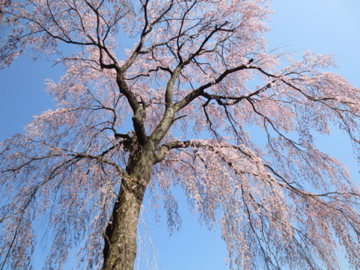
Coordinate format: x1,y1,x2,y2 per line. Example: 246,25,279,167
101,181,144,270
102,145,155,270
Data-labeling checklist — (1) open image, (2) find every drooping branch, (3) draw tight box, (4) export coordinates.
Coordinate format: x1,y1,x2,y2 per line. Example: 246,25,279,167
155,139,359,199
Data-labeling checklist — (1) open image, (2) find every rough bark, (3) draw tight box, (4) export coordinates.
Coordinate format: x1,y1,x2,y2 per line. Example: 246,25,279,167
101,143,155,270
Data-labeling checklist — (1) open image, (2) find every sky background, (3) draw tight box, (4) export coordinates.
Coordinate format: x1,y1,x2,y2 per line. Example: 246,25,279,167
0,0,360,269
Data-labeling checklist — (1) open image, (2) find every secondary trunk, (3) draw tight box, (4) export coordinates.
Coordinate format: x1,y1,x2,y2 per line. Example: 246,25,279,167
102,146,155,270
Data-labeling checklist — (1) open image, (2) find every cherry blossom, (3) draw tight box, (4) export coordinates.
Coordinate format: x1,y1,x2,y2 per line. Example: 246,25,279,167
0,0,359,269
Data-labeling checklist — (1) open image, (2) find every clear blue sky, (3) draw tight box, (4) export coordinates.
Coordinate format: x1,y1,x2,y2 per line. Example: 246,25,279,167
0,1,359,269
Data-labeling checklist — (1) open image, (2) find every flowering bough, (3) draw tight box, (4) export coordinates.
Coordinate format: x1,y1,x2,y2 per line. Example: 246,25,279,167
0,0,359,269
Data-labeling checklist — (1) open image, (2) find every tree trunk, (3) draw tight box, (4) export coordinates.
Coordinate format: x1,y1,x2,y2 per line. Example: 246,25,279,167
102,145,155,270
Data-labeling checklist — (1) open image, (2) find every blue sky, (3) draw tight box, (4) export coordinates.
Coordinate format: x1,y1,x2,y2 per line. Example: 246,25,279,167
0,0,359,269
